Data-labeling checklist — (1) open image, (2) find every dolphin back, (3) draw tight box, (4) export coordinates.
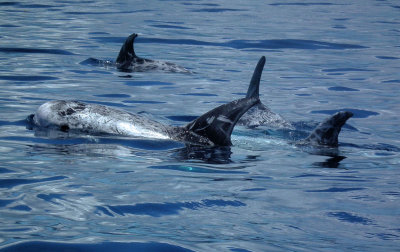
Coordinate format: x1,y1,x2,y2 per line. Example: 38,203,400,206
183,97,260,146
305,111,353,147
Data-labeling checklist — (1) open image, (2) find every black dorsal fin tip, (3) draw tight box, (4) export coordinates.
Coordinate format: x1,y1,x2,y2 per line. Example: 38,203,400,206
306,111,353,147
116,33,138,64
184,97,260,146
246,56,266,99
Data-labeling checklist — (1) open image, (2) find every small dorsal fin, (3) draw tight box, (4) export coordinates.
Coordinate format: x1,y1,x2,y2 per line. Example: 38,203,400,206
306,111,353,147
184,97,259,146
246,56,266,99
116,33,138,65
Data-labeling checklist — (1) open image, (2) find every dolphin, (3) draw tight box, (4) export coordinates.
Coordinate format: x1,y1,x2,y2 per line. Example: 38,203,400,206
29,97,258,146
81,33,191,73
241,56,353,147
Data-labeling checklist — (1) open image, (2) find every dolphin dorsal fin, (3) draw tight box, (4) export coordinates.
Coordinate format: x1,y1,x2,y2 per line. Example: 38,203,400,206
306,111,353,147
184,97,259,146
246,56,266,99
116,33,138,65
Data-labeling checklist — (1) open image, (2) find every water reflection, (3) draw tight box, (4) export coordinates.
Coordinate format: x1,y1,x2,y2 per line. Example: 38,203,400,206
172,145,232,164
312,155,347,169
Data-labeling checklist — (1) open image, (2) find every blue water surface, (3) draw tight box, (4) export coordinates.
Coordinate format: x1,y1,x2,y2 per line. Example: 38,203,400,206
0,0,399,251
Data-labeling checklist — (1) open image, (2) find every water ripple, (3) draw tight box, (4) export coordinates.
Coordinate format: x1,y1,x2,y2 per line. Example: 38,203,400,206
0,176,68,189
328,86,359,92
103,199,246,217
93,36,367,50
306,187,365,193
0,241,193,252
311,109,379,118
327,211,373,225
0,47,74,55
0,75,59,81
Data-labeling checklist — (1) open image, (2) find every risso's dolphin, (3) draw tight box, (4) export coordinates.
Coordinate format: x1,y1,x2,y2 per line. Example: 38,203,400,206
241,56,353,147
29,97,258,146
81,33,191,73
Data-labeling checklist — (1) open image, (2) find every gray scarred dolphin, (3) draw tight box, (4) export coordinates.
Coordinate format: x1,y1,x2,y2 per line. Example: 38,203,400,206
81,33,191,73
241,56,353,147
30,97,257,146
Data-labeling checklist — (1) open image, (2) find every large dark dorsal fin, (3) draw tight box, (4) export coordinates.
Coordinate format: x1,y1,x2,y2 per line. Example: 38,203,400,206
185,97,259,146
116,33,138,65
305,111,353,147
246,56,266,99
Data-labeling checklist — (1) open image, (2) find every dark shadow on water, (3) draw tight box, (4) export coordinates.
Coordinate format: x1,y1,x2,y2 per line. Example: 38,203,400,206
171,145,233,164
327,211,374,225
0,241,193,252
312,155,347,169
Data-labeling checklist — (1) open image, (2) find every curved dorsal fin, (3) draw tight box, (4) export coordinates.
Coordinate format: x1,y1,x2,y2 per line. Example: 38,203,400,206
184,97,259,146
306,111,353,147
116,33,138,65
246,56,266,99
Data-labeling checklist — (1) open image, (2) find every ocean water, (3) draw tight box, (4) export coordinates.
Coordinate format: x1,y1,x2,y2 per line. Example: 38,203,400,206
0,0,399,251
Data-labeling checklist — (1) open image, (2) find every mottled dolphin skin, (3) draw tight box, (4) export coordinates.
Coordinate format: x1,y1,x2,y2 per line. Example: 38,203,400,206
238,56,293,129
81,33,191,73
239,56,353,147
30,97,259,147
301,111,353,147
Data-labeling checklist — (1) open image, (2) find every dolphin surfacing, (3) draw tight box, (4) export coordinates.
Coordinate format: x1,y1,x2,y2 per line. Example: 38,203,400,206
81,33,191,73
30,97,259,146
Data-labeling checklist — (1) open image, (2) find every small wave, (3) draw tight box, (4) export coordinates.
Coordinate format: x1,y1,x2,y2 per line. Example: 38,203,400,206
178,93,218,97
328,86,359,91
0,75,59,81
382,80,400,84
94,94,131,98
191,8,245,12
150,24,192,30
0,241,193,252
376,56,399,60
0,47,74,55
311,109,379,118
122,100,166,104
149,165,246,174
92,36,367,50
306,187,365,193
327,211,373,225
270,2,339,6
103,199,245,217
0,2,56,8
0,176,67,189
125,81,174,86
64,9,152,15
322,68,375,72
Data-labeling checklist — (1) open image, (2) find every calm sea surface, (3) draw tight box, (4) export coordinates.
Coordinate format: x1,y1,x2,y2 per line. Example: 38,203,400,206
0,1,399,251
